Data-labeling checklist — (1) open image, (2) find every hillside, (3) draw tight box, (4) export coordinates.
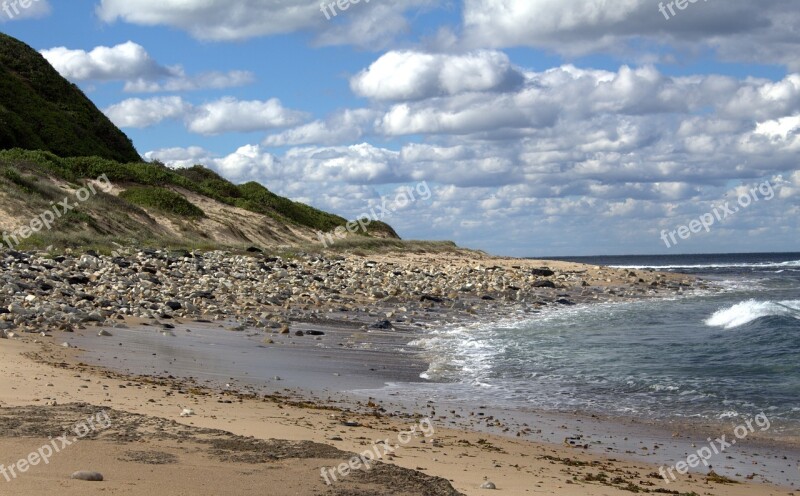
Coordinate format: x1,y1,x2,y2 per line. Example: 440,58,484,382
0,33,141,162
0,32,403,253
0,149,401,253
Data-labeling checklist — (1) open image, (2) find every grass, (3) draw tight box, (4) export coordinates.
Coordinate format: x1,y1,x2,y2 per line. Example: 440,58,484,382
304,238,465,255
0,149,401,238
119,186,206,219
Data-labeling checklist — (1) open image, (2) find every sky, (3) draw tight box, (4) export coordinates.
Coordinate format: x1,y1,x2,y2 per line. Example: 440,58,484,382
1,0,799,257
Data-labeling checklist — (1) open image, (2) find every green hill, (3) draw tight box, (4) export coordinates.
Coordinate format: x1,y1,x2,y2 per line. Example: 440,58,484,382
0,32,401,253
0,32,141,162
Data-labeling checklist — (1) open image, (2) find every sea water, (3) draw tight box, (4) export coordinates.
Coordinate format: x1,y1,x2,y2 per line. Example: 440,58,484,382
406,252,800,434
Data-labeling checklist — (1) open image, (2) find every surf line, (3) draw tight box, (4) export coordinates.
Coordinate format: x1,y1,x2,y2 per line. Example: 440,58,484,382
774,302,800,315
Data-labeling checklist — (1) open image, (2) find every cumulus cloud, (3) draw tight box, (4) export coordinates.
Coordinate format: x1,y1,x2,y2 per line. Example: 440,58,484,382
123,69,255,93
41,41,169,81
263,109,377,147
41,41,255,93
351,50,524,101
95,0,434,47
104,96,191,128
104,96,306,134
187,97,307,135
462,0,800,70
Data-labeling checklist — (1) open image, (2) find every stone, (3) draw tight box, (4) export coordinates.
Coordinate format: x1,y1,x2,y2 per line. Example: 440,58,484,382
71,471,104,482
480,481,496,489
165,301,182,311
97,330,112,337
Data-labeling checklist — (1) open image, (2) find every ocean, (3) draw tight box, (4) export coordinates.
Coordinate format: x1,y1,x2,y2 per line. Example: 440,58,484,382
406,252,800,436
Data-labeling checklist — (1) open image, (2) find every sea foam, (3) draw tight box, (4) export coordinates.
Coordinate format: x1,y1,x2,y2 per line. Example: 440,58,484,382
705,299,800,329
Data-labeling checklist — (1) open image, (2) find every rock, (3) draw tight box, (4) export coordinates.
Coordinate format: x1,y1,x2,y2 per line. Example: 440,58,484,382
370,320,393,330
533,280,556,288
246,246,263,253
480,481,496,489
71,471,104,482
67,275,91,285
294,330,304,336
279,325,290,334
556,298,576,305
531,268,555,277
165,301,182,311
97,330,112,337
8,303,27,315
420,295,444,303
304,330,325,336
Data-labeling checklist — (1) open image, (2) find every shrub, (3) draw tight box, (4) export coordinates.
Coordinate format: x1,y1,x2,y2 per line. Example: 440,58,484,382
119,186,205,219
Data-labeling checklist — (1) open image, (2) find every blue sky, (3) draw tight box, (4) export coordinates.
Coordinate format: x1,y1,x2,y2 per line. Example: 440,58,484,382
1,0,799,256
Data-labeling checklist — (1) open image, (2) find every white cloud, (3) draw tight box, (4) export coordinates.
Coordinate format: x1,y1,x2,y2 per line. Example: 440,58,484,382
104,96,306,134
41,41,169,81
41,41,254,93
123,69,255,93
263,109,377,146
187,97,307,135
351,50,523,101
462,0,800,70
103,96,191,128
95,0,434,47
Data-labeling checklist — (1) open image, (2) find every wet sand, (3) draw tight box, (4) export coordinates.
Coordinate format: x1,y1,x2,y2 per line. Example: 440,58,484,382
2,325,798,495
1,250,797,495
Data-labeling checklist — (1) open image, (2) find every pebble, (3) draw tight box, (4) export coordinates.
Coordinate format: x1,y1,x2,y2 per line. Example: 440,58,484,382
71,471,104,482
480,481,496,489
0,250,698,337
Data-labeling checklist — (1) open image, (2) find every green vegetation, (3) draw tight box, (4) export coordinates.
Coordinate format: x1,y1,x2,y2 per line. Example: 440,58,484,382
0,33,141,162
0,149,403,252
0,149,398,236
120,186,206,219
0,32,417,255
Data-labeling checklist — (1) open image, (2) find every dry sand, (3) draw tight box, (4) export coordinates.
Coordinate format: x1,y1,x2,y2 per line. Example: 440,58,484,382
1,336,796,496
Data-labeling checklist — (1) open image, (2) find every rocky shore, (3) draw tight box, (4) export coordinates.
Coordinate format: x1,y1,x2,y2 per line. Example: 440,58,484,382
0,248,705,338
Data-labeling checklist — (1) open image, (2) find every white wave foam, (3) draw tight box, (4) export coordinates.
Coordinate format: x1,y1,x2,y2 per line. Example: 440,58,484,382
612,260,800,270
705,299,800,329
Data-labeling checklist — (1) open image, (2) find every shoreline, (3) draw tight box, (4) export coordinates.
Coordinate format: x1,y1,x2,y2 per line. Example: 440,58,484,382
1,248,797,494
1,337,797,495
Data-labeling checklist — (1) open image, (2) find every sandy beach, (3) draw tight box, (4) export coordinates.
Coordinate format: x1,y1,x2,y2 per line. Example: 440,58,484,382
0,249,797,495
0,336,797,496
